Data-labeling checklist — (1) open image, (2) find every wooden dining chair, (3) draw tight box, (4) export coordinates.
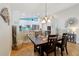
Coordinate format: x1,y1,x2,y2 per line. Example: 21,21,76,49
42,35,58,56
56,33,68,56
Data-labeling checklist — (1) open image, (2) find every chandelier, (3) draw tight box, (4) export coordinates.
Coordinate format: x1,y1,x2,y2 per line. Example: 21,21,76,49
41,3,52,23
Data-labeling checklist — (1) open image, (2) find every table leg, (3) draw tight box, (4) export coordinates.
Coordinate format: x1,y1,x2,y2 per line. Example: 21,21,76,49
39,45,44,56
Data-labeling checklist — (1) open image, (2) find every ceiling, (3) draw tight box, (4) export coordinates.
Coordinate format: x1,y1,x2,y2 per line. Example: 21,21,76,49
0,3,78,16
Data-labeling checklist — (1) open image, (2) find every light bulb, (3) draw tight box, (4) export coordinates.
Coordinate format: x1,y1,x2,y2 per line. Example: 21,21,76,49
42,20,46,23
47,19,51,23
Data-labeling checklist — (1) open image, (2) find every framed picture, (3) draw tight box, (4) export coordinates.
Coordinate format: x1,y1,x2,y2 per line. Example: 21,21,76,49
0,8,10,25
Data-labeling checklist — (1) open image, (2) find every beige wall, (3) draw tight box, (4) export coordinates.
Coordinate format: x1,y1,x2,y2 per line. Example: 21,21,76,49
0,16,12,56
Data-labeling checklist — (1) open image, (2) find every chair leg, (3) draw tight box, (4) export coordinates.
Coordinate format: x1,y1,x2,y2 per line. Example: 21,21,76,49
54,51,56,56
61,51,63,56
65,46,68,55
54,48,56,56
61,48,64,56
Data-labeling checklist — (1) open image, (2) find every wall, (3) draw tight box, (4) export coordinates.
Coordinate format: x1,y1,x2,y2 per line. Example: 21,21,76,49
11,11,23,45
0,4,12,55
52,4,79,43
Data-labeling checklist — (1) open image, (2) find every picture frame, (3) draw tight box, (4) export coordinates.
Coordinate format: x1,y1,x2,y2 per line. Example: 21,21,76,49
0,8,10,25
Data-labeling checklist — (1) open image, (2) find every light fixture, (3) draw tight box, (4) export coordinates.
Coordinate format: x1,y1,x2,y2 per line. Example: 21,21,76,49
70,27,77,33
41,19,46,23
41,3,52,24
47,19,51,22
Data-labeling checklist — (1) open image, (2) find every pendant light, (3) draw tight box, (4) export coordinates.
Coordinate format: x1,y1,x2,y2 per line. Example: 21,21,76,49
42,3,51,24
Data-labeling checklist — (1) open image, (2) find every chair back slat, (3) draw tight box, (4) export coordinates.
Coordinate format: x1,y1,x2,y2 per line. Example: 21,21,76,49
48,35,58,46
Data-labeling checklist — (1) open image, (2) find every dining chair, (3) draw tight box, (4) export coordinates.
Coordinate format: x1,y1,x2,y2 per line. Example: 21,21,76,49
56,33,68,56
42,35,58,56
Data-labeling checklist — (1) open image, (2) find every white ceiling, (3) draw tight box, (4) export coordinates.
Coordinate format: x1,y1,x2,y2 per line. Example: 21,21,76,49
0,3,78,16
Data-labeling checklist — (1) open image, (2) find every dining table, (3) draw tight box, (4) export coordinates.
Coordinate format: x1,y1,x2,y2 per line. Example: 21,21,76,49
30,35,48,55
29,35,62,56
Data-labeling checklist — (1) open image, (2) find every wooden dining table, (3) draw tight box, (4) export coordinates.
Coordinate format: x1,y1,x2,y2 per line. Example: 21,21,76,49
29,35,62,56
29,35,48,55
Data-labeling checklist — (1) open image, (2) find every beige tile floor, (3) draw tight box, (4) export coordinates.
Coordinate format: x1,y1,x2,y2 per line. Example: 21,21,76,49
11,42,79,56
